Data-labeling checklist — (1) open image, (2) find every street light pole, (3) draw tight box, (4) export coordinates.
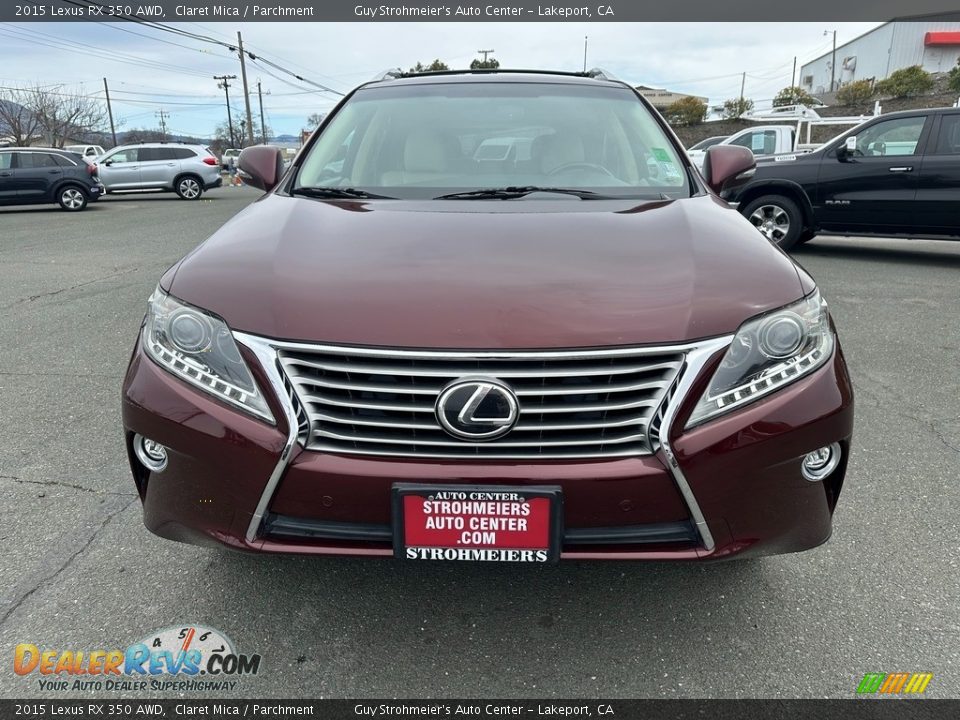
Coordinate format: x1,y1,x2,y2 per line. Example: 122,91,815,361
237,32,255,147
824,29,837,92
583,36,588,72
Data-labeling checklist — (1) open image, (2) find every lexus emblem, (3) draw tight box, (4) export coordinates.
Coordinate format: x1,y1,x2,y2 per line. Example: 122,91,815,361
435,378,520,441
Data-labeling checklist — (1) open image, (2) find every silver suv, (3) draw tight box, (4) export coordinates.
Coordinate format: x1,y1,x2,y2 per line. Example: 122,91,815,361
96,143,222,200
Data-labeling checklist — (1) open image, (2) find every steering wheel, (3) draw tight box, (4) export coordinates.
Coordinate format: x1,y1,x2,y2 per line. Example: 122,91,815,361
547,162,615,178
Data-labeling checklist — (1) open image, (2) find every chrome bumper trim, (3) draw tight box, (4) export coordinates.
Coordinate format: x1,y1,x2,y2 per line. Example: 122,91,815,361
235,332,301,544
656,335,733,552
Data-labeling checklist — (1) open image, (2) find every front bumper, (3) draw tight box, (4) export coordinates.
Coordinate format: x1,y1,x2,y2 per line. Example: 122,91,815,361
121,332,853,561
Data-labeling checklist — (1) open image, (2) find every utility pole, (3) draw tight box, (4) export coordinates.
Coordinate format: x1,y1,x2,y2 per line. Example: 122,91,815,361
155,108,169,140
214,74,237,148
825,30,837,92
583,36,588,72
477,48,495,63
791,56,797,87
102,77,117,147
739,72,746,104
237,32,255,146
256,80,269,144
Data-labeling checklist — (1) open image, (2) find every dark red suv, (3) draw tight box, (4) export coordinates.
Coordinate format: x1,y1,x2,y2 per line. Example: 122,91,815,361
121,70,853,561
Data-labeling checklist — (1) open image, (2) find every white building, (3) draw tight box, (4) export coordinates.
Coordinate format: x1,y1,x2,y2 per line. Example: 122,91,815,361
635,86,709,110
800,13,960,96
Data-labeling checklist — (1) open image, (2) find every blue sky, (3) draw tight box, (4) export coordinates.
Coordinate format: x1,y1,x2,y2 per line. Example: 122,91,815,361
0,21,881,138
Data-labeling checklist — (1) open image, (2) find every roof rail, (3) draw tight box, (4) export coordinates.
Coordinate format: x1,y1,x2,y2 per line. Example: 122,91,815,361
585,67,619,82
370,68,404,82
369,68,624,82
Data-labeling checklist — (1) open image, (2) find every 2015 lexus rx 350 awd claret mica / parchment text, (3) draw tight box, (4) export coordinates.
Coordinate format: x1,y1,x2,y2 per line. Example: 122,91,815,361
121,70,853,562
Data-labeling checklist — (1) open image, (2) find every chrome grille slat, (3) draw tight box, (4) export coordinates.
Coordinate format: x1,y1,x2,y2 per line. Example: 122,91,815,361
313,428,648,447
312,410,650,432
289,374,671,396
276,344,686,459
283,357,682,378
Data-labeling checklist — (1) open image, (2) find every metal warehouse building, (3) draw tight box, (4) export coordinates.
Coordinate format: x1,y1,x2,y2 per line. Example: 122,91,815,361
800,13,960,96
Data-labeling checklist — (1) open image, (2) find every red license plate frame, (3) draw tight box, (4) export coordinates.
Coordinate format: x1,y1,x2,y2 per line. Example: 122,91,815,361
392,484,563,563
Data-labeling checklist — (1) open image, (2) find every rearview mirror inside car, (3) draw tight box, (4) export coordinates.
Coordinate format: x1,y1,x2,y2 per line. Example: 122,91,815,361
702,145,756,195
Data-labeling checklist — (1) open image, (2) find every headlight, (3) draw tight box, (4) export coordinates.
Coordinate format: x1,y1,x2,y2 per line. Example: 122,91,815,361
143,288,274,423
686,290,834,428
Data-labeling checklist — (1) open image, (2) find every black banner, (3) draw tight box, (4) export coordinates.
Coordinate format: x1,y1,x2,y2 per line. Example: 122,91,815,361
4,0,960,23
2,700,958,720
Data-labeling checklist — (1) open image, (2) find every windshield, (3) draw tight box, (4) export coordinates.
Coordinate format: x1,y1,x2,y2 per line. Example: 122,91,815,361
295,81,693,200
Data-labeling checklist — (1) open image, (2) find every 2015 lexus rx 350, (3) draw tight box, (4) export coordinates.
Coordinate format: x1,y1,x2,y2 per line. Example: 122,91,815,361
121,70,853,562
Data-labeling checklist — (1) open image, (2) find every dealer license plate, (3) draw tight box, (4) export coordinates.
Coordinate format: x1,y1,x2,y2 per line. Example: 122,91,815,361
392,484,563,563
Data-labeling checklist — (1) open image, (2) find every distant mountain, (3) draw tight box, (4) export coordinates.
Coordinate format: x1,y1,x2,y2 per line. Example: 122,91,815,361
271,134,299,144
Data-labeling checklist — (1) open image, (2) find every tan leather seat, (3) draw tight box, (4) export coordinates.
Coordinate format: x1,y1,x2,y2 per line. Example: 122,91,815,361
381,129,451,185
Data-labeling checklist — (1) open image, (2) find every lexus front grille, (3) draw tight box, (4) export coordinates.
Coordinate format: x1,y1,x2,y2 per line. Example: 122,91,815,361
275,344,686,460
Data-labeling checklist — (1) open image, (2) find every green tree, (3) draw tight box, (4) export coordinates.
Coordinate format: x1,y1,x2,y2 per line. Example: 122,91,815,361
663,96,707,126
721,97,754,119
772,86,819,107
947,57,960,93
470,57,500,69
874,65,934,98
409,59,450,73
835,79,874,106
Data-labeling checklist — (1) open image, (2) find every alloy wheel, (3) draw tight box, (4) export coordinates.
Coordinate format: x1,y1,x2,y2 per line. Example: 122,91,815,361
61,188,85,210
748,204,791,243
179,178,201,199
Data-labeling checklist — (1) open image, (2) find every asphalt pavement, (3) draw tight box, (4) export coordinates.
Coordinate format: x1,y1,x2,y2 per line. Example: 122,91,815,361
0,188,958,699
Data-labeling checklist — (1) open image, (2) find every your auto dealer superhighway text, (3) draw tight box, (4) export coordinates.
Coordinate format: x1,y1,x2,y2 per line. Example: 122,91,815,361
354,6,613,18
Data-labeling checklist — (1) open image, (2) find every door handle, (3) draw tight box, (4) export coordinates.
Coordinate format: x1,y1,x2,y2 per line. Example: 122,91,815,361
0,171,11,177
888,166,913,172
166,163,176,166
48,169,62,174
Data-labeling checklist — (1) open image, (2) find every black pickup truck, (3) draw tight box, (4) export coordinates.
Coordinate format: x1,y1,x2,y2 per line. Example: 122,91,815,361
724,107,960,250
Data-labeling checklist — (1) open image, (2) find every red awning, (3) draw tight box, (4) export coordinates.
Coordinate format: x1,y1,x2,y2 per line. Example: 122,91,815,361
924,31,960,46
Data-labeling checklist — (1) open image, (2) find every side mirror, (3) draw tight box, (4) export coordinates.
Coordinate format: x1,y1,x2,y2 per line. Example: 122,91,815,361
702,145,756,195
238,145,285,192
838,136,857,160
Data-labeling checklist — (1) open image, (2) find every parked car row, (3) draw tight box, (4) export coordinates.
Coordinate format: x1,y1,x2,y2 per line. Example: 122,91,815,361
0,142,224,211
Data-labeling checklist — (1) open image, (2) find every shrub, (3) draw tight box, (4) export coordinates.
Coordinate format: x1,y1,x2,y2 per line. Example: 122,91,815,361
663,96,707,126
874,65,934,98
722,97,754,119
772,86,819,107
948,58,960,93
835,79,875,105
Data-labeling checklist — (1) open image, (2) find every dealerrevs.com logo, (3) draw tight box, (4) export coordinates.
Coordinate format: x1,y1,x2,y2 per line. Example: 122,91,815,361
14,625,261,692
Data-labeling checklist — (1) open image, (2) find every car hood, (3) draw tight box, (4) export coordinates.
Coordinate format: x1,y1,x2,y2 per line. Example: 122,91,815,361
165,193,805,349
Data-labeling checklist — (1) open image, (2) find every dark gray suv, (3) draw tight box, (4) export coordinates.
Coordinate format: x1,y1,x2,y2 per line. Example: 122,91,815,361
0,147,104,211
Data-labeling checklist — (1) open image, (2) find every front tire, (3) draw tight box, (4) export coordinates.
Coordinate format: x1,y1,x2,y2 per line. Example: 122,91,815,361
175,176,203,200
742,195,803,251
58,186,88,212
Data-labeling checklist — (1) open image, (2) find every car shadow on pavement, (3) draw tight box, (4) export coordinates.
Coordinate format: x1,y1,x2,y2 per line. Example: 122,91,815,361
200,551,774,694
796,238,960,268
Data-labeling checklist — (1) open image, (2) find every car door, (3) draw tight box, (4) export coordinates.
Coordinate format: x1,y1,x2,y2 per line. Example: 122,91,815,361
814,114,931,233
13,151,63,200
99,147,141,190
913,112,960,236
139,147,178,188
0,151,15,201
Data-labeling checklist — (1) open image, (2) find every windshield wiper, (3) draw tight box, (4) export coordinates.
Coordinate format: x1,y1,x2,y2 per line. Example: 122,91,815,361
434,186,614,200
291,186,395,200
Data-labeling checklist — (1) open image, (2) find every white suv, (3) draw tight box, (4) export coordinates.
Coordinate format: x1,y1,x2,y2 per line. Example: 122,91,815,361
96,143,222,200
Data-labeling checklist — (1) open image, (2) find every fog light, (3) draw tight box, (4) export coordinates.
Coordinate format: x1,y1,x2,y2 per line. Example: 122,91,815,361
801,442,841,481
134,433,168,472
